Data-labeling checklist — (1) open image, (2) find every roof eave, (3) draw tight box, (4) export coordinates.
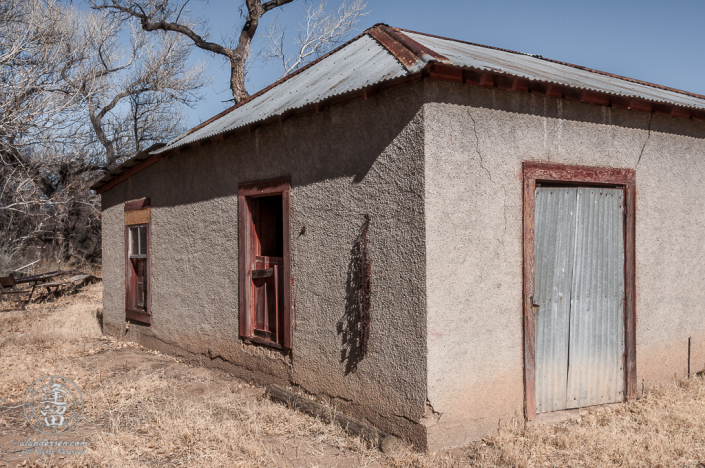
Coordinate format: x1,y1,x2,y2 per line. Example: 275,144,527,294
92,24,705,195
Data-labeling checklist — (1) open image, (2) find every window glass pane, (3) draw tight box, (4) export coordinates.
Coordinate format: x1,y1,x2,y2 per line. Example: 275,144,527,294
139,226,147,256
135,258,146,309
129,227,139,256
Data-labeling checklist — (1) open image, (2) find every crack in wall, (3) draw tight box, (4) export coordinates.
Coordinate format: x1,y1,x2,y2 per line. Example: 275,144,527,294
636,112,654,168
502,185,508,243
396,413,421,425
467,109,493,182
420,399,442,426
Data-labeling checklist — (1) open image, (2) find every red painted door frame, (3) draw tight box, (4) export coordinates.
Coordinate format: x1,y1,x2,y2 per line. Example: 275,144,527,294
522,162,636,419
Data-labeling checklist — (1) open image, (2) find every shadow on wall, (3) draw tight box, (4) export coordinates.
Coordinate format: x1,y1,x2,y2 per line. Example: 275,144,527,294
100,88,426,212
338,214,371,375
427,80,705,141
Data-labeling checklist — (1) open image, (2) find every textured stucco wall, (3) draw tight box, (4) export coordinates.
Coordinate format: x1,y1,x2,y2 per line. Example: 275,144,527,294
423,79,705,449
101,81,428,445
102,76,705,451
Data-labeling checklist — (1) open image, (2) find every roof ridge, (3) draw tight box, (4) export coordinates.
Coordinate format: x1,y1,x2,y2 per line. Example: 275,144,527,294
179,27,376,142
396,27,705,102
366,24,450,73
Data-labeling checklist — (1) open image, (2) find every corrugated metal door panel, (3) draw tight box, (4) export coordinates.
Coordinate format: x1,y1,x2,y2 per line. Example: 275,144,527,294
534,187,577,413
566,188,625,408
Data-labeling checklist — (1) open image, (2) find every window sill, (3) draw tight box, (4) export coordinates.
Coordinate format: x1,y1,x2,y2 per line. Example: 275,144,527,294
244,335,286,351
126,308,151,325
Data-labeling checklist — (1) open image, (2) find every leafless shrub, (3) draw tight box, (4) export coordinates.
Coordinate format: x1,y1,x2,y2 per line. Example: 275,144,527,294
0,241,19,276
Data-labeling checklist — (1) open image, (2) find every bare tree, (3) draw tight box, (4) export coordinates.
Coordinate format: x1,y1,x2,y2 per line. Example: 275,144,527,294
0,0,83,198
126,92,188,156
90,0,369,103
90,0,294,103
263,0,368,76
60,13,205,168
0,0,207,267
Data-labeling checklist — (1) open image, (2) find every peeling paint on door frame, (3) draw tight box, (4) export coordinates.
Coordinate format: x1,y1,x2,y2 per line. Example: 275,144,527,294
522,161,637,420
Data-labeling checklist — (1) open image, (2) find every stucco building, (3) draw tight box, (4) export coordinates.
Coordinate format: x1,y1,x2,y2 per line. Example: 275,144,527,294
92,24,705,450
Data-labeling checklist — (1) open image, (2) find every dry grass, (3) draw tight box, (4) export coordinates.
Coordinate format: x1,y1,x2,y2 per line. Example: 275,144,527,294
2,289,705,467
0,287,381,468
0,244,20,277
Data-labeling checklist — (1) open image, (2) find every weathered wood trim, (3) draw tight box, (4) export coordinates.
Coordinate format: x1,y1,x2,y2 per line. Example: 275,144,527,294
124,198,150,212
238,193,253,339
523,162,636,186
238,178,292,350
281,189,292,349
124,225,130,321
238,177,291,197
522,161,637,419
125,211,151,325
125,207,151,226
624,183,637,398
522,175,537,420
247,335,284,349
126,308,151,325
146,223,152,322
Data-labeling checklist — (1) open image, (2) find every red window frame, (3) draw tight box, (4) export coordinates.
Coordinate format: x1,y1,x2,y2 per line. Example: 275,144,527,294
238,178,292,349
125,198,151,325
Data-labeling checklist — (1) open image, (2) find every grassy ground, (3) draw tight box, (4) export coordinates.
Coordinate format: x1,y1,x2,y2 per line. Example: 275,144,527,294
1,286,705,467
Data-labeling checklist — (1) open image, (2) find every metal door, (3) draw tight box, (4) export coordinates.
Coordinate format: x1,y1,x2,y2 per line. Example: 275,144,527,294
534,186,624,413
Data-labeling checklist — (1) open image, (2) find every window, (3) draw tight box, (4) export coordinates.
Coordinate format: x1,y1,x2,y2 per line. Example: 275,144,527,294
238,178,291,349
125,198,151,325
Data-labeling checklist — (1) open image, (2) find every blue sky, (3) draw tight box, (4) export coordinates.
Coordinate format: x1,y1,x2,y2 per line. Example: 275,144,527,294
180,0,705,127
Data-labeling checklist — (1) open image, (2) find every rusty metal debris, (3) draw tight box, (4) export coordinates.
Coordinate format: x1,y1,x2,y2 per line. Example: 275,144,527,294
0,270,101,310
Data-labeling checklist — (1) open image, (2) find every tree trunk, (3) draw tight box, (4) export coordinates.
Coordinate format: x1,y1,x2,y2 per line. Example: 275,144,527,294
88,98,117,168
230,55,249,103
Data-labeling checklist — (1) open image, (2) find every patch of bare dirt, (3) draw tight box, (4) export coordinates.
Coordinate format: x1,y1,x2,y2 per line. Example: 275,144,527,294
2,286,705,467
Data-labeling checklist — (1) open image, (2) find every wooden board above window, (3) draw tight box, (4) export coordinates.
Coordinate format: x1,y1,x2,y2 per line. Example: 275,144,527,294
125,207,150,226
125,198,151,225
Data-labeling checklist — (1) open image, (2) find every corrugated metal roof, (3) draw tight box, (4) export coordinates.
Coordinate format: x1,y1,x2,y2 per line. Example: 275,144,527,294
404,30,705,111
154,34,407,153
158,24,705,155
93,24,705,192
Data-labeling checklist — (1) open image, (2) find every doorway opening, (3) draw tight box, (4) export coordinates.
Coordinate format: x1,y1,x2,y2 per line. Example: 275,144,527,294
238,178,292,350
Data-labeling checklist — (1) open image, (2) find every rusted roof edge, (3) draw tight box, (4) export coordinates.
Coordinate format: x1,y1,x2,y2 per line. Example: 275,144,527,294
367,26,422,71
93,25,705,195
428,62,705,116
90,143,166,191
400,27,705,102
94,60,705,194
367,24,451,73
